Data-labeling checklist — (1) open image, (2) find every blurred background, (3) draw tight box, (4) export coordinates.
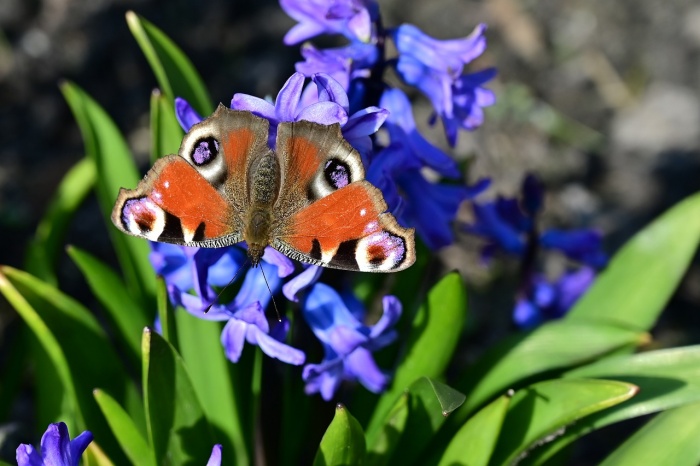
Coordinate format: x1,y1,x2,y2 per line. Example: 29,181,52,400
1,0,700,463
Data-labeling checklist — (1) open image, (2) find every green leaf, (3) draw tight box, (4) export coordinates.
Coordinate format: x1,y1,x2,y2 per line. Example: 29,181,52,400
388,378,466,466
1,266,138,463
142,328,214,465
437,395,510,466
174,310,249,466
67,246,148,362
599,402,700,466
314,404,366,466
453,320,644,421
524,345,700,465
126,11,212,116
366,272,467,443
149,88,183,163
0,269,80,427
93,389,154,466
24,158,96,284
60,81,155,304
567,192,700,330
489,379,638,466
366,394,409,466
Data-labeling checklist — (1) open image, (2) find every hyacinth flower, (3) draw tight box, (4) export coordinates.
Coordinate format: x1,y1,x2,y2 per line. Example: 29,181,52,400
151,242,305,365
390,23,496,146
16,422,93,466
280,0,379,45
295,41,378,90
514,267,596,329
301,282,401,400
465,174,608,268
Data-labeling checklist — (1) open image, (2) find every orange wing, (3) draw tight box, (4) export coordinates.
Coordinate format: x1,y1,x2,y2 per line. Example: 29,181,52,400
274,181,415,272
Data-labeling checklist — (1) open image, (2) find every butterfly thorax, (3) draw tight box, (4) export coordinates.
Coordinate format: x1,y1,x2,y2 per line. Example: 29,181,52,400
244,151,281,266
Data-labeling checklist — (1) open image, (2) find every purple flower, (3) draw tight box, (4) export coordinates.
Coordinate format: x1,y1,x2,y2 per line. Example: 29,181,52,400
301,283,401,400
206,445,222,466
514,268,596,328
175,97,203,131
390,23,495,145
379,88,460,177
16,422,93,466
439,68,497,146
280,0,378,44
465,174,608,268
295,42,378,90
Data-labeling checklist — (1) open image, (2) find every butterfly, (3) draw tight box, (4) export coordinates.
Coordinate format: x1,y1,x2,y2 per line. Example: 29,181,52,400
111,105,416,272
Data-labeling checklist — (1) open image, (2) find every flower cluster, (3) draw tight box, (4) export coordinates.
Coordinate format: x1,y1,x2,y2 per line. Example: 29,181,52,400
282,0,495,249
464,174,608,327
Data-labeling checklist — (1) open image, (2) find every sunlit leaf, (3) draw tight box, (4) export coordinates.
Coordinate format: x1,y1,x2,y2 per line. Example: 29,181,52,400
149,88,183,163
60,81,154,304
93,389,154,466
142,328,214,465
314,404,366,466
126,11,212,116
567,192,700,330
438,395,510,466
453,320,643,423
366,394,409,466
598,402,700,466
490,378,638,466
367,272,466,443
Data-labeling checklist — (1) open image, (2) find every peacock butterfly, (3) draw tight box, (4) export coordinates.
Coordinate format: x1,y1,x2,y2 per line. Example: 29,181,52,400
111,105,415,272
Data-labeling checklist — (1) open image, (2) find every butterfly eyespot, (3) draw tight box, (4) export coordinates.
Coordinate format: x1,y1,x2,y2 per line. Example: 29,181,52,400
191,137,220,166
323,159,351,190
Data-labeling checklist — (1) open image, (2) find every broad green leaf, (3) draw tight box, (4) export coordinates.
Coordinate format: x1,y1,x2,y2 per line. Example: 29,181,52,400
567,192,700,330
2,266,137,463
453,320,644,422
490,379,638,466
24,158,95,284
314,404,366,466
126,11,212,116
0,269,80,428
94,389,154,466
142,328,214,465
367,272,466,443
175,310,249,466
60,81,154,304
67,246,148,361
599,402,700,466
524,345,700,465
149,88,183,163
366,394,409,466
388,378,466,466
438,395,510,466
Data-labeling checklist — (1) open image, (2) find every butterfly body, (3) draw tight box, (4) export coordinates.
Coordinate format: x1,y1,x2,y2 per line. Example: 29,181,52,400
112,105,415,272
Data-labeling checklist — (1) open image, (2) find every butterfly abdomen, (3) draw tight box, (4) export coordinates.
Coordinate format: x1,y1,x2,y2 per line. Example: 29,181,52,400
245,150,281,265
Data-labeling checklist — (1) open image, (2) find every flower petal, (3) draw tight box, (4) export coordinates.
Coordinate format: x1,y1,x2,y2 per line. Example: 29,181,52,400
345,347,389,393
16,444,43,466
230,94,276,120
283,265,323,302
40,422,71,466
275,72,306,121
262,247,295,277
175,97,203,132
69,431,94,464
250,326,306,365
313,73,349,111
221,318,248,363
206,444,223,466
369,295,402,339
296,101,348,126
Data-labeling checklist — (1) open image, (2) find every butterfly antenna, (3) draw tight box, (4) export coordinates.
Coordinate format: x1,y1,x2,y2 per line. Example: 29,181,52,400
203,257,251,314
259,265,282,322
